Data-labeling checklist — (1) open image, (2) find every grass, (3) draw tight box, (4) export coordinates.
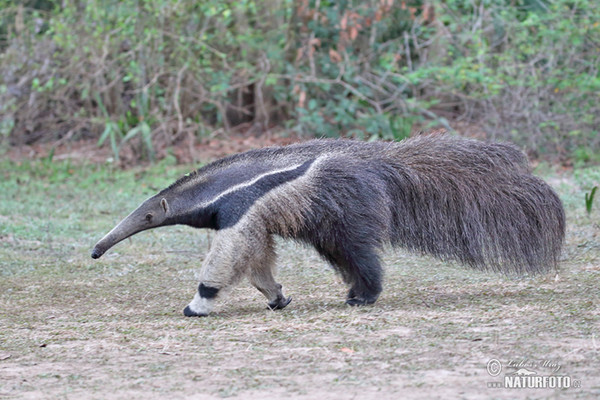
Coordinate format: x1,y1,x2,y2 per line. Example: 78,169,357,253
0,159,599,399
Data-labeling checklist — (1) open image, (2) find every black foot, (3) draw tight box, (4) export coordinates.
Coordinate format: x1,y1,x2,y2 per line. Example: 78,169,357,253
183,305,208,317
267,295,292,311
345,296,378,306
346,285,380,306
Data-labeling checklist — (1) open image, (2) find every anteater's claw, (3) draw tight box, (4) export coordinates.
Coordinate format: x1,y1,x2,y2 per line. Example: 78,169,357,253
183,305,208,317
267,296,292,311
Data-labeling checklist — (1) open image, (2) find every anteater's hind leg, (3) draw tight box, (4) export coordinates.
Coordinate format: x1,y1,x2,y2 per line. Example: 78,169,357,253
247,235,292,310
344,247,383,306
316,243,383,306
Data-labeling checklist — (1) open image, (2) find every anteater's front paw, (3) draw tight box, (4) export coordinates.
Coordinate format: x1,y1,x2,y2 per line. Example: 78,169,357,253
183,305,208,317
267,296,292,311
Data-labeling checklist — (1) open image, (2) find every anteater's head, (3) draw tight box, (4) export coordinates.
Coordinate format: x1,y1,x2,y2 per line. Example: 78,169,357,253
91,195,171,259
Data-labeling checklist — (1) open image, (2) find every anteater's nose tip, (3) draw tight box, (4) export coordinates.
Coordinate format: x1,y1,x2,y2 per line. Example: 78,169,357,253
91,248,102,259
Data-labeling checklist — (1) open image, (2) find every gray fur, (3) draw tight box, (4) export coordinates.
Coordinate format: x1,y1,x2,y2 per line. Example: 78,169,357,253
91,134,565,316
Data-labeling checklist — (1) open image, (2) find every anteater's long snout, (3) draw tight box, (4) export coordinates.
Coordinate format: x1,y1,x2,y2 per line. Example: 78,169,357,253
90,196,171,260
90,213,146,260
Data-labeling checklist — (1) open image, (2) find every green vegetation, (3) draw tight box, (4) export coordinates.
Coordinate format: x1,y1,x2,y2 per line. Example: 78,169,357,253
1,1,598,162
585,186,597,215
1,160,599,398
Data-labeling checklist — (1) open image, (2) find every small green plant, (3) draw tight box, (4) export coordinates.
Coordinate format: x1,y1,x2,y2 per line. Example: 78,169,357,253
95,93,155,162
585,186,598,215
388,114,415,142
121,121,155,162
42,146,55,165
96,93,122,161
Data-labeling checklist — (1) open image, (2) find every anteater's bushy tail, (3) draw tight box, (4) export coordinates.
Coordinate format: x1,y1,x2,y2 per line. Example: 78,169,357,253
383,135,565,274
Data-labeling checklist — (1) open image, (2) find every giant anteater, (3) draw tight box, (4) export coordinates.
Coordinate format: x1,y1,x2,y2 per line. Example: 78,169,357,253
91,134,565,316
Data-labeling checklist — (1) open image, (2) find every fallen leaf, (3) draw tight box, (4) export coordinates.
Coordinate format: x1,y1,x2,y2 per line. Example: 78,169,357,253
329,49,342,63
298,91,306,108
340,14,348,30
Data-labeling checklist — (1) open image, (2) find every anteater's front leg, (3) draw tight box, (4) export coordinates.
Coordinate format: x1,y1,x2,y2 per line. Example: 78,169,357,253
183,226,290,317
183,228,245,317
247,234,291,311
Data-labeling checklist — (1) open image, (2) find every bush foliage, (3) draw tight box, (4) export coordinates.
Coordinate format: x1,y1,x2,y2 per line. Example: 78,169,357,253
1,0,598,162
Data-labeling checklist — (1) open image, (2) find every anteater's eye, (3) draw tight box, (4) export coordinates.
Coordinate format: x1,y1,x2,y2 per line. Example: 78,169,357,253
145,213,153,221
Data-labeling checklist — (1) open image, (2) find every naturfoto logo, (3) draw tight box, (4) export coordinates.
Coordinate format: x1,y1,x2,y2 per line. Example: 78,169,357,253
486,359,581,389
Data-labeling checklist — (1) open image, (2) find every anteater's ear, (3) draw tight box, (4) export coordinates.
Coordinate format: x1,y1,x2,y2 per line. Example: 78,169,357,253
160,198,169,214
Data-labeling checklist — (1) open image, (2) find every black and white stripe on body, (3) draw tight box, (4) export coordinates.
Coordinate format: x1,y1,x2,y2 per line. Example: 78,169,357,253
91,135,566,317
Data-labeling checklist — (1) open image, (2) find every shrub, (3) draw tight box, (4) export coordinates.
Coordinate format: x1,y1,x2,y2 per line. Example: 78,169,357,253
0,0,598,163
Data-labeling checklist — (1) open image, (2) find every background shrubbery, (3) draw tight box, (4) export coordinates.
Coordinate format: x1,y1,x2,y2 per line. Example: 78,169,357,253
1,0,598,163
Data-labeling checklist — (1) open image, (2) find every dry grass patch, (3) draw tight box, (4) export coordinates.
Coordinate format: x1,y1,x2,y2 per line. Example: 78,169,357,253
1,161,599,399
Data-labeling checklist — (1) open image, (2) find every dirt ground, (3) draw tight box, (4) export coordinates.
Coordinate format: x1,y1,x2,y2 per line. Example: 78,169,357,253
4,133,302,166
1,242,598,400
0,143,599,399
